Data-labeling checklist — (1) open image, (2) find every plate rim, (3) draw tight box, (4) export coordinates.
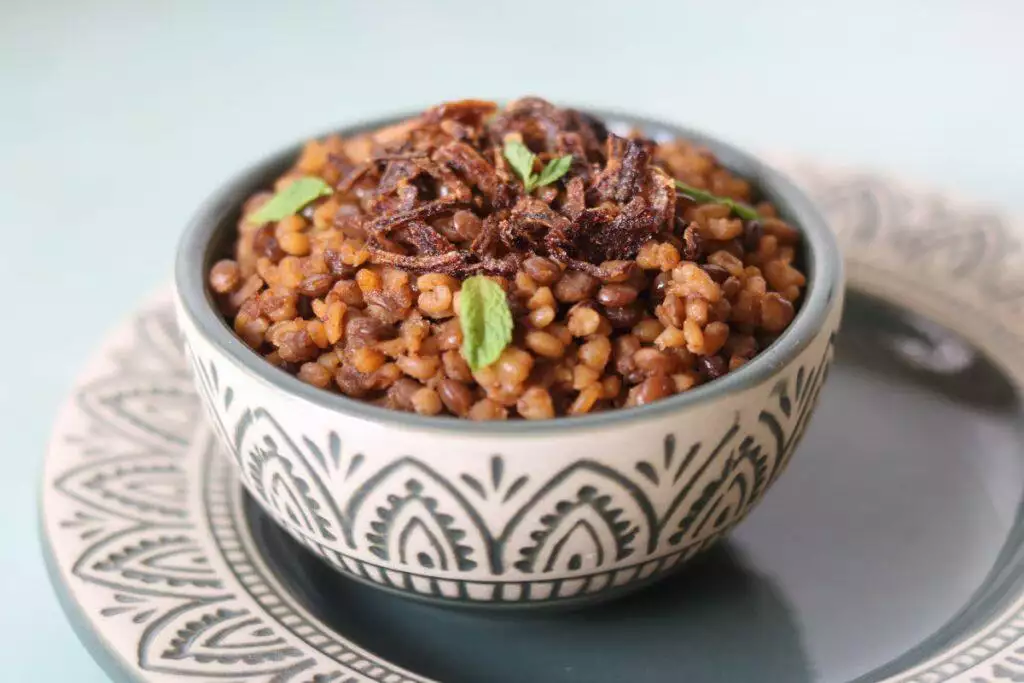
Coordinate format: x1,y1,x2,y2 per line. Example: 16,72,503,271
40,161,1024,683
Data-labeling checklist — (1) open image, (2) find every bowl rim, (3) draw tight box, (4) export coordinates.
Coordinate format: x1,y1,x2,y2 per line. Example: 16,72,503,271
174,107,843,437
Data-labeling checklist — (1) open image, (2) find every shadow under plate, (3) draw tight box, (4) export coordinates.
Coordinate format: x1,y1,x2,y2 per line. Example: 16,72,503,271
247,291,1024,683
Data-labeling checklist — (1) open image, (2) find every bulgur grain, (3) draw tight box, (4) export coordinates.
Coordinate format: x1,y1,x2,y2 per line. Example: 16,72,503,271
517,387,555,420
298,361,333,388
528,305,556,328
629,374,675,406
397,354,440,381
572,364,601,390
411,387,443,415
654,325,686,350
655,294,687,329
632,318,664,343
579,336,612,372
527,286,556,310
210,260,241,294
567,306,601,337
597,284,639,307
672,372,698,393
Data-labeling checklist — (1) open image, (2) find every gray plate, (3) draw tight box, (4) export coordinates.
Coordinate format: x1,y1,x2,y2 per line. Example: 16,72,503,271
41,163,1024,682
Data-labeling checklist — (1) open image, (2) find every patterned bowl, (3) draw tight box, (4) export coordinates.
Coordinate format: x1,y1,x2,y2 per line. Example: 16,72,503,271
173,112,844,608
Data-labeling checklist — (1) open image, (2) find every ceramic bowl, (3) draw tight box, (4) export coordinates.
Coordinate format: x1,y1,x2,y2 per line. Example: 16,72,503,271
173,111,844,608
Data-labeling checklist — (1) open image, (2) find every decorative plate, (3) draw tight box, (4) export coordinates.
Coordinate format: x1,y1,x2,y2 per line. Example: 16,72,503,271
41,162,1024,682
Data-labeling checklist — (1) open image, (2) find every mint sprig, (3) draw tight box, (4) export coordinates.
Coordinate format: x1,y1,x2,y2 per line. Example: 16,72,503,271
459,276,513,371
248,177,333,224
503,141,573,193
673,180,760,221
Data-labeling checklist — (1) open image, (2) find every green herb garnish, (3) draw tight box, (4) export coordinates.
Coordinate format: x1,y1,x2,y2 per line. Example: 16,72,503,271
503,141,573,193
459,275,513,371
673,180,760,221
248,177,333,224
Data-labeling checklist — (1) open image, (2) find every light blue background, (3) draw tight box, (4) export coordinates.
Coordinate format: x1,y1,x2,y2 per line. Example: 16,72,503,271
2,1,1022,679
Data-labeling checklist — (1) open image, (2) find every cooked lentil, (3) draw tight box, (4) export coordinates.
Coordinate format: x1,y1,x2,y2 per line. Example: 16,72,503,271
209,97,808,419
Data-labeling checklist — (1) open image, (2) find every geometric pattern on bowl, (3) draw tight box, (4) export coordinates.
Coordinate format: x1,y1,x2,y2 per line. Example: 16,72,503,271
182,324,836,605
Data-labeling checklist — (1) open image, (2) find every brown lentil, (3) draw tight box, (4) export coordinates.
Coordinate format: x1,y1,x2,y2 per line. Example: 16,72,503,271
628,374,676,406
656,294,688,329
604,304,643,330
614,335,642,378
761,292,796,333
438,379,474,416
450,210,482,241
553,270,598,303
634,348,676,375
523,256,562,285
701,263,731,284
441,349,473,382
388,378,422,411
597,283,639,307
698,355,727,380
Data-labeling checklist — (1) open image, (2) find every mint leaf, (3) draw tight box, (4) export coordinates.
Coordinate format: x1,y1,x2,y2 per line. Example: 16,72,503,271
459,275,513,371
673,179,760,221
535,155,573,188
248,177,333,224
503,141,538,192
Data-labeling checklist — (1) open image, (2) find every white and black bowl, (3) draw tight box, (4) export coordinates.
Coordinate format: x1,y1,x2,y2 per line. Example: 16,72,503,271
173,110,844,608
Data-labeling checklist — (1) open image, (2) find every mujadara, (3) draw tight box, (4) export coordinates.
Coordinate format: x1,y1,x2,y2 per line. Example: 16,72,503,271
208,97,807,420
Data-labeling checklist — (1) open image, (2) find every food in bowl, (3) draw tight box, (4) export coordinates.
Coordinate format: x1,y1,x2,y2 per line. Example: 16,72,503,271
208,98,807,419
176,105,842,607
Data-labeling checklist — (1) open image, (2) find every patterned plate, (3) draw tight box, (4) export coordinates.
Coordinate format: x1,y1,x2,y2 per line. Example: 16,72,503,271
41,164,1024,683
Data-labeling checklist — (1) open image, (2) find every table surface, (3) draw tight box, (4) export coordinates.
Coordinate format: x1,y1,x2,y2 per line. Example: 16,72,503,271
3,1,1022,679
